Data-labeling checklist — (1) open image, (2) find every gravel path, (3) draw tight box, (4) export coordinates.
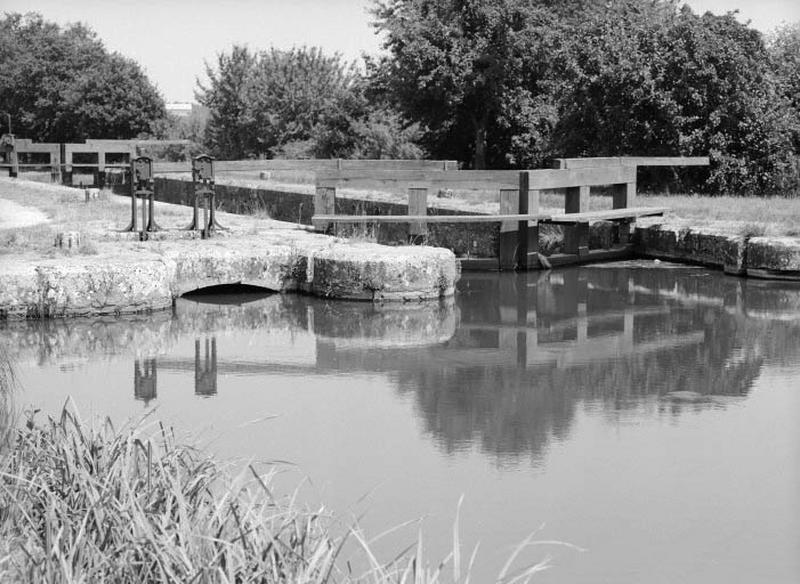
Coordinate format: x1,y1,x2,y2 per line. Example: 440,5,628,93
0,198,50,230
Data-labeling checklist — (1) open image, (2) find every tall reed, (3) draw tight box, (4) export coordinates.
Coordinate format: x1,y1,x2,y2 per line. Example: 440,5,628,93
0,405,571,583
0,407,339,583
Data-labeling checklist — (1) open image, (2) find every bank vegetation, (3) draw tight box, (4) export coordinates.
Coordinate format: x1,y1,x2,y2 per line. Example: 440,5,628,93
0,353,561,583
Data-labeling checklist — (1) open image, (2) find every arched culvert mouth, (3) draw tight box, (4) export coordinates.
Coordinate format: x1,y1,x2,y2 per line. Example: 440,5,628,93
181,283,276,306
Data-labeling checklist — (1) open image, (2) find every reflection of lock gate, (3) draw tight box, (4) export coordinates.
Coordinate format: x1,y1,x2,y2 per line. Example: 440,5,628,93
123,156,161,237
195,338,218,396
134,359,157,403
186,155,224,237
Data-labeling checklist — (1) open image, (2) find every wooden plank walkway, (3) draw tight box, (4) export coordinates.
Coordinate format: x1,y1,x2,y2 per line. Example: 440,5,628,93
546,206,668,223
311,213,552,224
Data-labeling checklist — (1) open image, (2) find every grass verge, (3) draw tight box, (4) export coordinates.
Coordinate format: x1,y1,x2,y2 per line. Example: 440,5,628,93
0,403,574,583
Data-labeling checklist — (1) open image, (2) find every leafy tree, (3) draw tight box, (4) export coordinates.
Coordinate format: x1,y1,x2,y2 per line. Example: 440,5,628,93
369,0,582,169
198,45,424,160
350,106,425,159
247,47,358,156
768,23,800,191
555,2,795,193
770,23,800,125
197,45,258,159
199,46,359,159
0,12,166,142
370,0,799,192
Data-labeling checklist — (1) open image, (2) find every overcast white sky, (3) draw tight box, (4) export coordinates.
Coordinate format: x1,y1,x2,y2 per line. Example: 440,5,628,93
5,0,799,102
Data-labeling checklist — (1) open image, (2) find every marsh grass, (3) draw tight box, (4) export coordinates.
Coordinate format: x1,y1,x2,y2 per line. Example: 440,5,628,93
0,405,574,583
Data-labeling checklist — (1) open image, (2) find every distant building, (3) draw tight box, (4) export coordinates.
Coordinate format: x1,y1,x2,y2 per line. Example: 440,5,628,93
166,102,194,118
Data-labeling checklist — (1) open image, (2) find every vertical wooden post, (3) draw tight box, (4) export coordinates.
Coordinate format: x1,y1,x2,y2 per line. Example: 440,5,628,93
64,147,74,186
499,188,518,270
613,180,636,246
612,181,636,209
517,171,540,270
564,183,590,257
565,185,590,213
9,149,18,178
617,219,634,245
408,187,428,242
95,148,105,189
52,148,62,184
564,222,590,256
314,186,336,233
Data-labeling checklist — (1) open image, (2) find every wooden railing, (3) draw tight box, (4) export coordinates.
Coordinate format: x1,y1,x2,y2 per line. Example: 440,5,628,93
311,165,669,270
552,156,710,169
152,159,459,175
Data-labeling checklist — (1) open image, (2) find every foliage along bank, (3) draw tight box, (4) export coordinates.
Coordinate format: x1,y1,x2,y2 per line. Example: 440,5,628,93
368,0,800,194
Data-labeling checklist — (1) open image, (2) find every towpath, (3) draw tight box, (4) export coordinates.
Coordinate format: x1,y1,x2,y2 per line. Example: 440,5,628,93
0,199,50,230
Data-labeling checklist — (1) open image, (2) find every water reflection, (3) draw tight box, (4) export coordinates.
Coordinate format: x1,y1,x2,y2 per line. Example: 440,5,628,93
133,358,157,404
194,338,217,397
3,264,800,465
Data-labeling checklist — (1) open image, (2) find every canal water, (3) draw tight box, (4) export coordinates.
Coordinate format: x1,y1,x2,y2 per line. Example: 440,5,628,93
3,262,799,583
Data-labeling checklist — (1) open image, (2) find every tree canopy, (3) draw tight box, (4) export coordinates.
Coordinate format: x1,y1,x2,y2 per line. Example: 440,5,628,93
0,13,167,143
198,45,423,160
369,0,571,169
370,0,800,193
4,6,797,194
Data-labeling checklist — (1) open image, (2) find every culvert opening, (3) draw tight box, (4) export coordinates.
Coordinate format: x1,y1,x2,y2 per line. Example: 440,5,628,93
181,283,276,305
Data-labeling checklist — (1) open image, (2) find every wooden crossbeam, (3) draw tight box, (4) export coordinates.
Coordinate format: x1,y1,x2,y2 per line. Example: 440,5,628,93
152,159,458,175
554,156,710,169
546,206,668,224
316,166,637,191
311,213,551,224
524,166,637,190
316,169,522,190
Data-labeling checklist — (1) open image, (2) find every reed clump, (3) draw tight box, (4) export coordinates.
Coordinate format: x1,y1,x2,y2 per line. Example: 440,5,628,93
0,406,566,583
0,408,340,583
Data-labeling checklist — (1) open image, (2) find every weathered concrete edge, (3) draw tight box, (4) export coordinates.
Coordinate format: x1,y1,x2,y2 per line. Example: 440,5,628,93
634,221,800,281
0,241,460,320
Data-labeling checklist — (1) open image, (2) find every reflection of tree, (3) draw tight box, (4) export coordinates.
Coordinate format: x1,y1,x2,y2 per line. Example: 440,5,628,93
392,268,775,464
397,365,577,466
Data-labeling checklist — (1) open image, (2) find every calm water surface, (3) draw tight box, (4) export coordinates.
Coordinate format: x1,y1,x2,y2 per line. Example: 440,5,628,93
4,262,799,583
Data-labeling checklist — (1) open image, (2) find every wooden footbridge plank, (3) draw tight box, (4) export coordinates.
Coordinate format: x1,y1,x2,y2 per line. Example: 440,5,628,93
546,207,668,223
311,213,551,224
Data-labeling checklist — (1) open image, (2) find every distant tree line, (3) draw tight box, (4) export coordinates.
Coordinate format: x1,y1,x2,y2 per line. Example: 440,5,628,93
366,0,800,194
0,13,166,142
197,45,423,160
1,5,799,194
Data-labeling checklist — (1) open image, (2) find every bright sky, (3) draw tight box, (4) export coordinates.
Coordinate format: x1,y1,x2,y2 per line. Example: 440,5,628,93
5,0,799,102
